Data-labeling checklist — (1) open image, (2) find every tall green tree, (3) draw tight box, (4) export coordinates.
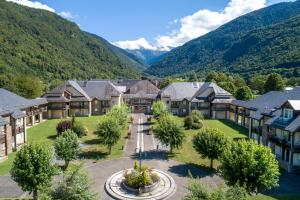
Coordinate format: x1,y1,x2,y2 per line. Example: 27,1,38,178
96,116,121,154
49,165,96,200
220,140,279,193
264,73,285,92
193,128,229,168
235,86,253,100
151,101,168,119
154,114,185,153
249,75,267,94
10,144,56,200
54,130,80,170
188,71,198,82
107,104,129,129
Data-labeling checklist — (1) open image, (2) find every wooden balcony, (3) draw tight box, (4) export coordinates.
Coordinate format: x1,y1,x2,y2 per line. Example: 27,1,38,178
48,105,69,110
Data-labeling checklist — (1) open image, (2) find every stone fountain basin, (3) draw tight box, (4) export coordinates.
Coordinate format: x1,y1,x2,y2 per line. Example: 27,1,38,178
122,179,160,194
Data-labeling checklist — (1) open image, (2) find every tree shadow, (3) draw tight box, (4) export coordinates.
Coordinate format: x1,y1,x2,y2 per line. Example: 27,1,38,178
47,135,57,140
130,150,168,161
84,138,102,145
168,163,216,178
79,150,108,160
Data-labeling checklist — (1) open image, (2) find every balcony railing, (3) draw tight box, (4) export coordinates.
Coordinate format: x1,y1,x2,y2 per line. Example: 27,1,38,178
48,105,69,110
70,105,89,109
251,126,262,134
268,132,290,147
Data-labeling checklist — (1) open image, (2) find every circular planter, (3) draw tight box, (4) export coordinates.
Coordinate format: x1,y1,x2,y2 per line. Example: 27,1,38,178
122,179,160,194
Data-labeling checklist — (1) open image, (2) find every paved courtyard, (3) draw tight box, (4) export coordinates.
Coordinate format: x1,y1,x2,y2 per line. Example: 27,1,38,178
0,114,300,199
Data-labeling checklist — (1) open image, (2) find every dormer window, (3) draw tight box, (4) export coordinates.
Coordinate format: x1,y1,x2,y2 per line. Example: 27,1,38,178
283,108,293,120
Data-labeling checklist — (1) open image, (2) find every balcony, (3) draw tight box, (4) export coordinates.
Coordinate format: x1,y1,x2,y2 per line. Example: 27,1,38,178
70,105,89,109
251,126,262,134
48,105,69,110
268,133,290,147
15,127,24,134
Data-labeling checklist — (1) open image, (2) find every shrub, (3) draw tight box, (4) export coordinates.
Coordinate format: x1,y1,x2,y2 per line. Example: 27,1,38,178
56,120,72,135
191,110,204,121
72,122,88,138
192,121,203,129
184,116,193,129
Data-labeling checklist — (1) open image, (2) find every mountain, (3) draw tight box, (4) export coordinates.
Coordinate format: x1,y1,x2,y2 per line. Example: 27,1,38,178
146,0,300,78
126,49,168,65
86,33,148,72
0,0,141,85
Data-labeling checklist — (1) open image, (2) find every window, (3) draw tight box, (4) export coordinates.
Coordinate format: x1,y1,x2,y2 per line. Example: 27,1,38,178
275,145,282,159
293,153,300,166
283,108,293,119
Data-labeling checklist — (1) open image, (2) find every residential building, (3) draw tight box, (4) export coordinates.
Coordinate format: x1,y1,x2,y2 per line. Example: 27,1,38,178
0,88,47,162
160,82,234,118
44,79,160,117
230,87,300,173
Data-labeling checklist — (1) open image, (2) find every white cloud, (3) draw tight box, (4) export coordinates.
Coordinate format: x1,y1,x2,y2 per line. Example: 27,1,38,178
156,0,267,50
6,0,76,21
113,38,158,51
6,0,55,12
114,0,267,51
59,11,75,19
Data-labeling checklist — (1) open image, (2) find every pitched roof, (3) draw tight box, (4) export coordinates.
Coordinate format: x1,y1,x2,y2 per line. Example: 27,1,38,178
78,81,121,100
0,116,8,126
233,87,300,120
0,88,47,118
287,100,300,111
160,82,203,101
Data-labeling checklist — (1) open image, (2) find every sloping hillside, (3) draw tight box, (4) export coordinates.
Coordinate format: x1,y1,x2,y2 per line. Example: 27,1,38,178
146,0,300,78
0,0,141,84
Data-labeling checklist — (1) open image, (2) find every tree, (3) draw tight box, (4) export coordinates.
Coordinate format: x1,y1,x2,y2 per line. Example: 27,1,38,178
235,86,253,100
205,71,218,82
219,81,237,95
264,73,285,92
188,71,198,82
249,75,267,94
10,144,56,200
220,140,279,193
54,130,80,170
193,128,228,168
49,164,96,200
154,114,185,153
151,101,168,119
107,103,129,129
184,110,203,130
96,116,121,154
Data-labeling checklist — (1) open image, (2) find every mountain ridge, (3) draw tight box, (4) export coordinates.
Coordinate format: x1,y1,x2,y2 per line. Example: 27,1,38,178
0,0,142,85
146,0,300,78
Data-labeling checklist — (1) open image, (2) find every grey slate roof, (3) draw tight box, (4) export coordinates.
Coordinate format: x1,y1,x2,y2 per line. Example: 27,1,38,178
285,116,300,132
161,82,205,101
232,87,300,120
78,81,121,100
0,88,47,119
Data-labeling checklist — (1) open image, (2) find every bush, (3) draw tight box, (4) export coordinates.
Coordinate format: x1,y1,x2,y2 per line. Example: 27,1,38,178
72,122,88,138
184,116,193,129
56,120,72,135
152,101,168,119
191,110,204,121
184,111,203,130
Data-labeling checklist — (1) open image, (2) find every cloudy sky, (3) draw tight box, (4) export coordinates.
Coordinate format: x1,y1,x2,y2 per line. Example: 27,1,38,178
7,0,293,50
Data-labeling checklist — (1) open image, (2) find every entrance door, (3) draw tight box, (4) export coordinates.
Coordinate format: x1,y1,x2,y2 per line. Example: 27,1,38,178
133,106,148,113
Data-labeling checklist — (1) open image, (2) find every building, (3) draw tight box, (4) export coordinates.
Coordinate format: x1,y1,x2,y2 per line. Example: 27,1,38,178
44,79,160,117
160,82,234,118
0,89,47,162
229,87,300,173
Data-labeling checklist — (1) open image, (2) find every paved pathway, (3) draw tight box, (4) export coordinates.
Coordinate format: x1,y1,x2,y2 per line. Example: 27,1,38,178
1,113,300,199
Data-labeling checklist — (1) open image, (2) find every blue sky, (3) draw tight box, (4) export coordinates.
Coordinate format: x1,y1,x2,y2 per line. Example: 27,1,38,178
8,0,293,50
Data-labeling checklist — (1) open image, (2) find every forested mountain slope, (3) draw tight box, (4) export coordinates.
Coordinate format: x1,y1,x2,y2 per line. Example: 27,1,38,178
146,0,300,78
0,0,141,85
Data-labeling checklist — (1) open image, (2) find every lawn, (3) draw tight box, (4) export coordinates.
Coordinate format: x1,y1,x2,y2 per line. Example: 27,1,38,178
168,117,248,170
0,116,128,175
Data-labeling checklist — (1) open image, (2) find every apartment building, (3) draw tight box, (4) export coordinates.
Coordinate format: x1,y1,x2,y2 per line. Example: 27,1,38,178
160,82,234,118
0,89,47,162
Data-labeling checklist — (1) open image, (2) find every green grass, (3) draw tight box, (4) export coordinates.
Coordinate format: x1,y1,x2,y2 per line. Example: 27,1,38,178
0,116,128,175
168,117,248,170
